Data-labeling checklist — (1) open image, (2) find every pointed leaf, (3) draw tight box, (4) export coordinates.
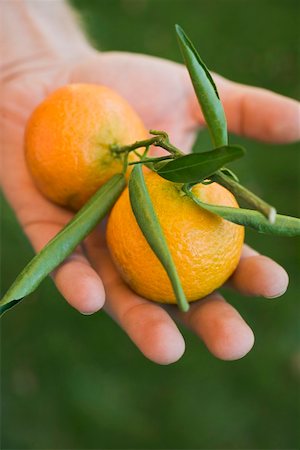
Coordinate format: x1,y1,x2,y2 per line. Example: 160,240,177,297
176,24,227,147
0,174,126,316
157,145,245,183
129,165,189,312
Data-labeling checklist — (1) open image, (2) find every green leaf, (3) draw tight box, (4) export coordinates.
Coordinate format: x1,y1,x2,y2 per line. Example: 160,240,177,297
129,165,189,312
175,24,227,147
0,174,126,316
184,186,300,236
156,145,245,183
175,26,276,222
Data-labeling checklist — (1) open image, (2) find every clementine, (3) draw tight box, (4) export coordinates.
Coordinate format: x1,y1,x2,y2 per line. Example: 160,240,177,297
106,171,244,304
25,83,148,210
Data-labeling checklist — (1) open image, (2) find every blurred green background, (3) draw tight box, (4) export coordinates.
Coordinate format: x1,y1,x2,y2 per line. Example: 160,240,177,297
1,0,300,448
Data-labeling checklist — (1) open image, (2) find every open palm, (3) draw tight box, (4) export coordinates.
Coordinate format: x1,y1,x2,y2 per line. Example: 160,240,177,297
2,52,298,364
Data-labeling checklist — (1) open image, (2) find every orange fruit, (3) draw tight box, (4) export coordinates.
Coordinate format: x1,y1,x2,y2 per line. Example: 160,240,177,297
106,171,244,304
25,83,148,210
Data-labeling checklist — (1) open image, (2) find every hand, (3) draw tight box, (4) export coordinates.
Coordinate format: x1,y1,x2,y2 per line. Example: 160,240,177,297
2,51,299,364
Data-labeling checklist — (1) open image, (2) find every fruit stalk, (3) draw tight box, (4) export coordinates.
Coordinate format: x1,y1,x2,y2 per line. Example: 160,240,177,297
112,132,275,221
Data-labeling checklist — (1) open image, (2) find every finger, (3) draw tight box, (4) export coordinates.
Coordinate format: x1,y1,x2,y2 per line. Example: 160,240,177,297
53,251,105,315
175,293,254,361
84,229,185,365
23,220,105,314
227,244,289,298
106,280,185,365
191,74,300,143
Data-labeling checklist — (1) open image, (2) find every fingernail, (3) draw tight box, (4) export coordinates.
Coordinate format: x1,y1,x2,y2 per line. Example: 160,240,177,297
265,287,288,299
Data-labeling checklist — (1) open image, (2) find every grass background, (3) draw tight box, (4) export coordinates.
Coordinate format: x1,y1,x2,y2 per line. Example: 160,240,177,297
1,0,299,448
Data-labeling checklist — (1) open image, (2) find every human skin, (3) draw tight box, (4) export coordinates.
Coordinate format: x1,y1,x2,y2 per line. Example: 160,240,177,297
1,0,299,364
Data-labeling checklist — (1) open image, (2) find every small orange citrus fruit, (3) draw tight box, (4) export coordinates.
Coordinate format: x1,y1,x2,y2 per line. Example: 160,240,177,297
25,83,148,210
106,171,244,304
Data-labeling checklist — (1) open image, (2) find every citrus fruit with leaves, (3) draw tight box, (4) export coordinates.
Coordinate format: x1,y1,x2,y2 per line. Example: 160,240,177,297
107,171,244,304
25,83,148,210
1,25,299,319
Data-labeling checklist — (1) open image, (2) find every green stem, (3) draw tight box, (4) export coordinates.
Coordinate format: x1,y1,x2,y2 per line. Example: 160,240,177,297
112,130,275,222
183,184,299,236
111,136,159,154
111,130,182,158
212,171,276,222
149,129,183,157
128,155,173,165
155,140,183,157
